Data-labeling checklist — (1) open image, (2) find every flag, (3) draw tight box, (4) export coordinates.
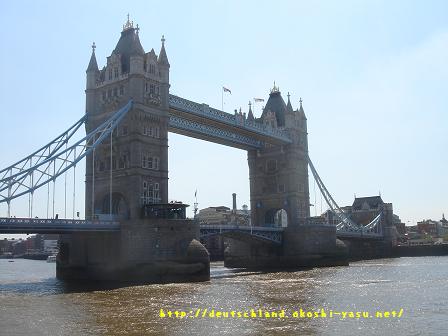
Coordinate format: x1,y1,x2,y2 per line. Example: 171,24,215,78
223,86,232,94
254,98,264,102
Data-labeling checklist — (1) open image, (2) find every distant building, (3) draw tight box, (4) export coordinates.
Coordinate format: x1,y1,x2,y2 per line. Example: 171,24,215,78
197,194,251,260
417,220,439,236
323,196,396,227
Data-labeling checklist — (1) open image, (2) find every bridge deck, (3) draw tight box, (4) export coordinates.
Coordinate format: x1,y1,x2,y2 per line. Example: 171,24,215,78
199,224,284,244
0,218,120,234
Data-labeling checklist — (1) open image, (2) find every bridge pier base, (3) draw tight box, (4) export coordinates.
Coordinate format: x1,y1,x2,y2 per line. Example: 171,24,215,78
56,219,210,284
224,225,348,269
340,238,393,261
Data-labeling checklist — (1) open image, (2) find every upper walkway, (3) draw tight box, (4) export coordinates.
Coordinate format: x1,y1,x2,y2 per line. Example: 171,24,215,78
168,94,292,150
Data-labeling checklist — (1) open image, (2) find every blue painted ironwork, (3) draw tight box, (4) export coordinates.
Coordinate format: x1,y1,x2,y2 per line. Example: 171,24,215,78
169,116,263,149
0,115,86,188
307,154,383,237
0,217,120,234
0,100,133,204
200,224,283,244
169,94,292,144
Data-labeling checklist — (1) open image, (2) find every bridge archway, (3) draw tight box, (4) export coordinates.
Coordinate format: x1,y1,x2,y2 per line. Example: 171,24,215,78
264,208,289,227
100,192,129,219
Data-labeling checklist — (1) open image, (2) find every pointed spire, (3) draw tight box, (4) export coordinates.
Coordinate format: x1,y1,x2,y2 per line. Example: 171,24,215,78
86,42,99,72
298,97,306,120
158,35,170,66
247,101,255,121
286,92,293,112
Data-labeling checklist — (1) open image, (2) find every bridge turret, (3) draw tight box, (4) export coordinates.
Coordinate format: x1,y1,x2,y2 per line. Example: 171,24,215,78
158,35,170,109
284,92,295,128
86,42,99,114
247,101,255,122
261,84,286,128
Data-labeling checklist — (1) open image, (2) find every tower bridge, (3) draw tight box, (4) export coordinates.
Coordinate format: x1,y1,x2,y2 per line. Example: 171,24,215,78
0,18,397,283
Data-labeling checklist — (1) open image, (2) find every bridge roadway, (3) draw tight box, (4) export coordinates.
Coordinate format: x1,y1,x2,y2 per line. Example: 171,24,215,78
0,217,383,241
0,217,120,234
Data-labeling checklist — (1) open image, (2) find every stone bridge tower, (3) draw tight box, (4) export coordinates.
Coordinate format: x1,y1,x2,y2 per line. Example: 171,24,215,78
84,17,170,220
248,85,310,227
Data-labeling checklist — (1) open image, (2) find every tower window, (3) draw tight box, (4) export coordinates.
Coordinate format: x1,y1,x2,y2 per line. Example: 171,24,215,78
119,153,129,169
102,91,106,101
114,67,119,78
154,182,160,200
149,64,156,74
113,87,118,97
150,84,155,94
119,86,124,95
145,82,148,92
108,68,112,80
266,159,277,173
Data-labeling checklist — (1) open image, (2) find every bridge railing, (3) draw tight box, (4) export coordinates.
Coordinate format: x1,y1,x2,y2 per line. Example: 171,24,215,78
0,217,120,226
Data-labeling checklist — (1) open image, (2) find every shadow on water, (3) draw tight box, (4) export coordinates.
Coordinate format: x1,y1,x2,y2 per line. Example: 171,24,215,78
0,278,164,294
0,265,319,295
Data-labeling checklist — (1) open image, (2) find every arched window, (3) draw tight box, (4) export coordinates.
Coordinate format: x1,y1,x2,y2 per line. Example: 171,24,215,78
154,183,160,201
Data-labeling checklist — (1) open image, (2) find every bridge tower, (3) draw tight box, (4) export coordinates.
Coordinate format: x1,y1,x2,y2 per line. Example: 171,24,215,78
248,86,310,227
57,18,209,284
85,17,170,220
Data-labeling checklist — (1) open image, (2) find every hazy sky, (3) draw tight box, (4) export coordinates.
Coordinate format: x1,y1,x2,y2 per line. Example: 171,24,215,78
0,0,447,238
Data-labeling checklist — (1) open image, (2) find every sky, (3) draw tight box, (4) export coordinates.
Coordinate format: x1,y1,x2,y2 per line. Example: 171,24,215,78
0,0,447,239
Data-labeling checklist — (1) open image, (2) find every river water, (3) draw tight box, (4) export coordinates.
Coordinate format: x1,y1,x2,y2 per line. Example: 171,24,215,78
0,257,447,335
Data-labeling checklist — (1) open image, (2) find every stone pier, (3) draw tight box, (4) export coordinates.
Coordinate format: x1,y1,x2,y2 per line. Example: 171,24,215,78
224,225,348,269
57,218,210,283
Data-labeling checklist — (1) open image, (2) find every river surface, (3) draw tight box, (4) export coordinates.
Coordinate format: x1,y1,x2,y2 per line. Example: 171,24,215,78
0,257,447,335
